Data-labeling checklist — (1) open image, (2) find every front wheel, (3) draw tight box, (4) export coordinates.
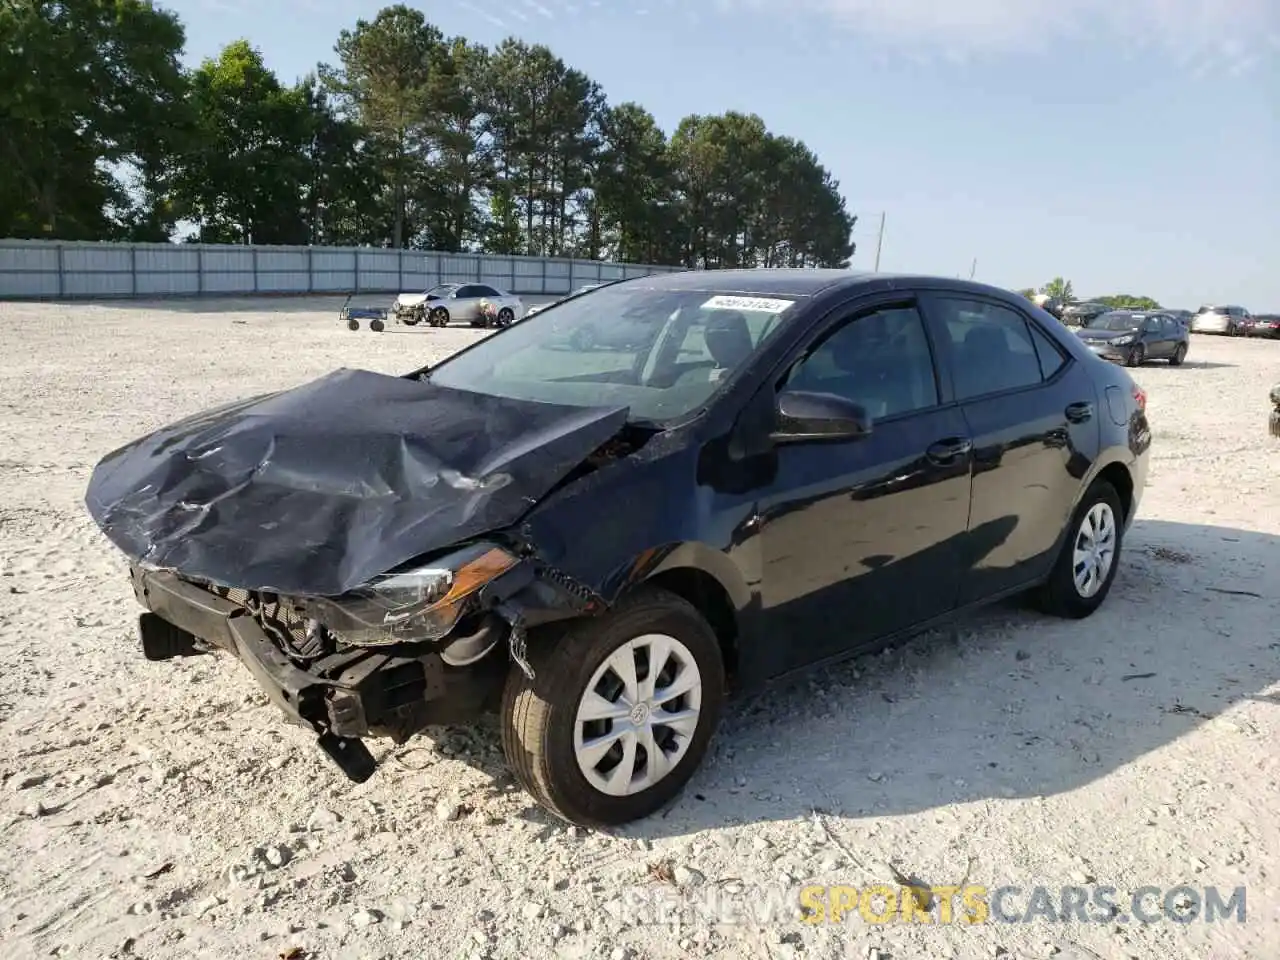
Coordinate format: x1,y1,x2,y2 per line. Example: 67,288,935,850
1169,343,1187,366
1035,480,1124,619
430,307,450,327
1124,344,1145,367
500,588,725,828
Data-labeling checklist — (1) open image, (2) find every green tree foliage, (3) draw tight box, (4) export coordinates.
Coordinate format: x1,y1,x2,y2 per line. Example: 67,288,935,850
0,0,189,240
176,41,318,244
1095,294,1161,310
0,3,857,267
1039,277,1075,303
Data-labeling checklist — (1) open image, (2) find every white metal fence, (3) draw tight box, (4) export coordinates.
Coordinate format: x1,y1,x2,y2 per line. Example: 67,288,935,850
0,239,683,300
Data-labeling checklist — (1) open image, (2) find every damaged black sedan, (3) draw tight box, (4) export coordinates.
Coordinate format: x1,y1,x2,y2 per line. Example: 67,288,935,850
87,270,1150,827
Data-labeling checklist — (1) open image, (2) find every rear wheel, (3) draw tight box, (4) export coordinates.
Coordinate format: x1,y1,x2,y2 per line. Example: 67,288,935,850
346,317,359,331
500,588,725,828
1169,343,1187,366
1035,480,1124,619
370,318,385,333
498,307,515,327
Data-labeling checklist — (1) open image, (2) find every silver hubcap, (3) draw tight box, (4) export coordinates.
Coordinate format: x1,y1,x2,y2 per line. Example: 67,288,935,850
573,634,702,796
1072,502,1117,598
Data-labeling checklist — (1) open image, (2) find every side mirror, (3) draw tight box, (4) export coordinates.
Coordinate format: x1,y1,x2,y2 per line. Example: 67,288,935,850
770,389,872,443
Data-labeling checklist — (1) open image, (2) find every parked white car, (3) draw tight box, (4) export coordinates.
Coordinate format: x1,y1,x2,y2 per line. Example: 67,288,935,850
523,283,604,319
392,283,524,327
1190,304,1251,336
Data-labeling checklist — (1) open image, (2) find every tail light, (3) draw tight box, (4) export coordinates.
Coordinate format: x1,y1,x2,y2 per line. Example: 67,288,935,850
1132,384,1147,412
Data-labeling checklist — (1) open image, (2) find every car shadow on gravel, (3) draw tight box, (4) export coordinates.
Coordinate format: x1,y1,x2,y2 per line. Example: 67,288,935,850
1141,360,1236,370
598,518,1279,839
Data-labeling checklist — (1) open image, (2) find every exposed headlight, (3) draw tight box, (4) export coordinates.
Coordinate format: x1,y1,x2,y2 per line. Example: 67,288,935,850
298,542,519,647
1111,335,1135,346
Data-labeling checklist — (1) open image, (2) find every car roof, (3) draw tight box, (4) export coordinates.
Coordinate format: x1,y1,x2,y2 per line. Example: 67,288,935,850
615,268,1021,301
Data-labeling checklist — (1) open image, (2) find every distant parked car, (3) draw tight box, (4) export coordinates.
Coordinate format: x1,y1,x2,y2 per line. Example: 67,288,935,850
1244,314,1280,339
1030,294,1066,320
1075,311,1189,366
1061,302,1112,327
1190,304,1251,336
523,283,605,319
393,283,524,327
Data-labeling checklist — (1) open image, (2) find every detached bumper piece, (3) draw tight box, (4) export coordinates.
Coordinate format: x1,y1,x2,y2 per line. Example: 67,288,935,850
129,566,487,784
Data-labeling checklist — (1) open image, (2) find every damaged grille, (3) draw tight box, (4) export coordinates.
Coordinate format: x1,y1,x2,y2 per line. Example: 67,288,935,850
202,582,334,661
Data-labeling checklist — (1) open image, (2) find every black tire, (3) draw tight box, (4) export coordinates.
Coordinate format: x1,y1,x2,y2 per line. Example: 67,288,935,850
498,308,514,327
430,307,449,327
346,317,359,331
1124,344,1145,367
500,588,726,829
1035,480,1125,619
1169,343,1187,366
370,318,385,333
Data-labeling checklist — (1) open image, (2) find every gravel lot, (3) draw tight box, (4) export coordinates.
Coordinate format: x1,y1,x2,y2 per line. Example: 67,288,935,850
1,296,1278,960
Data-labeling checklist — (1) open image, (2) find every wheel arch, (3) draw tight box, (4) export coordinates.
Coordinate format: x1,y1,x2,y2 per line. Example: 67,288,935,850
620,543,752,680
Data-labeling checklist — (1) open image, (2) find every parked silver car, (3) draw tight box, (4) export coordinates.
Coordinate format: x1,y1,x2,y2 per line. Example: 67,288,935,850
393,283,524,327
1190,304,1251,336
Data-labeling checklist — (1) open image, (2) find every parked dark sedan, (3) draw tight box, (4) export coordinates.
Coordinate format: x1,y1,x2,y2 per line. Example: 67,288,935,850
1075,310,1189,366
86,269,1151,827
1061,301,1112,327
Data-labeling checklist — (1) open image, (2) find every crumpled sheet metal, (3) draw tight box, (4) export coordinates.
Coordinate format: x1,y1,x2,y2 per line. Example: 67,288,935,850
85,368,629,597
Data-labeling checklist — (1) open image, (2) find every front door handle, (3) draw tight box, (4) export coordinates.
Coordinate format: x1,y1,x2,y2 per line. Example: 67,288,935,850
926,437,973,465
1065,401,1093,423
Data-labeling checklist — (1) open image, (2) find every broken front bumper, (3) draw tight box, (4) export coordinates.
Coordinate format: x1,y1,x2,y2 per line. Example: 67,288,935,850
129,566,504,782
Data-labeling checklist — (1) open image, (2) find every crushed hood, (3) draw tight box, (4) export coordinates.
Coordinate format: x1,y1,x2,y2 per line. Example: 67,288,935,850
85,368,629,596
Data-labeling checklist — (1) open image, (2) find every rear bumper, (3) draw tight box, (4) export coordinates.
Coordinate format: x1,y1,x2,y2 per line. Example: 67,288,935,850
129,566,505,779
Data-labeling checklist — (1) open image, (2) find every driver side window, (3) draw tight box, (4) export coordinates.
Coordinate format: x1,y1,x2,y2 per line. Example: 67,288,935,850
784,305,939,420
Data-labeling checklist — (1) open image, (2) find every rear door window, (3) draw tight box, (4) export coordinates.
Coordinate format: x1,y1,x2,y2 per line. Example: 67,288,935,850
930,297,1045,399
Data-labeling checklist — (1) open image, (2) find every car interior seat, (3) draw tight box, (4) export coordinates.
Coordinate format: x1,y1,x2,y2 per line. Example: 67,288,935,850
962,323,1014,393
704,311,755,376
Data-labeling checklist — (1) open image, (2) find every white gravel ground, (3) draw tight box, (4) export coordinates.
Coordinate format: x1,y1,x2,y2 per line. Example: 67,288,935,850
1,296,1278,960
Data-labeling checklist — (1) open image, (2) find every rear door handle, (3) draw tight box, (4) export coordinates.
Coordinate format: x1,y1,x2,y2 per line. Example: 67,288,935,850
1065,401,1093,423
926,437,972,465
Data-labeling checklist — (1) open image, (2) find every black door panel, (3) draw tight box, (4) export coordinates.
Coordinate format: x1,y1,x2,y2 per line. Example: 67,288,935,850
920,293,1099,603
747,299,974,677
756,407,974,675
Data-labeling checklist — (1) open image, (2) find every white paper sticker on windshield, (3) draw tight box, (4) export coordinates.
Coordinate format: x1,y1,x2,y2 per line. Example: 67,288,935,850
702,295,793,313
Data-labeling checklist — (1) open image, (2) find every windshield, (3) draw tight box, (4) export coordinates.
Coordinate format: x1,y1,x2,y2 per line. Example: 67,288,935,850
1195,305,1219,314
426,283,458,297
424,286,800,422
1088,312,1142,331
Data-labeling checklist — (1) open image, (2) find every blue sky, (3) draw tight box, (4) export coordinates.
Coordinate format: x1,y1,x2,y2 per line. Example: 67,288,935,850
164,0,1279,309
